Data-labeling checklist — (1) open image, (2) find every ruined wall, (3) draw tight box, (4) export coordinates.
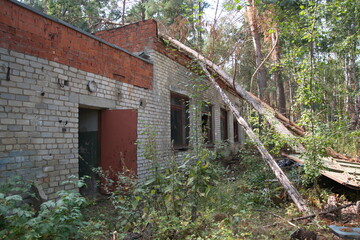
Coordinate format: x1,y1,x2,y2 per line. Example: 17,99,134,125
97,21,244,150
152,50,243,147
95,20,158,54
0,46,159,199
0,0,152,89
0,0,155,199
0,1,243,200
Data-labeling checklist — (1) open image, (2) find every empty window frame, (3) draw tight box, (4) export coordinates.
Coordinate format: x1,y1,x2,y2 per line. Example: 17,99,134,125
201,104,213,144
171,93,189,148
220,108,228,141
233,120,239,143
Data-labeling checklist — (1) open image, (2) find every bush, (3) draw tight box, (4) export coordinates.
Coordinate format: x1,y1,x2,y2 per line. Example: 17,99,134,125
0,177,98,240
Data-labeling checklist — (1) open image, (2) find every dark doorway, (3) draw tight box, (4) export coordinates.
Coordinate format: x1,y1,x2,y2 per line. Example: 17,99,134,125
79,108,100,195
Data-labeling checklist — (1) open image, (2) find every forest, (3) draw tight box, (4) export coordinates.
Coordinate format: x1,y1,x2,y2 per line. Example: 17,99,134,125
1,0,359,239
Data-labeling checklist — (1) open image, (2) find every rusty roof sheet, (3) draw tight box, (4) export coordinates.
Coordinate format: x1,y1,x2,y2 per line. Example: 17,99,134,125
283,153,360,190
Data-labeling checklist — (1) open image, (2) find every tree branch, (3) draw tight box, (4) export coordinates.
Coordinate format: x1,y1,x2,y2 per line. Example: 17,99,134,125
250,30,278,93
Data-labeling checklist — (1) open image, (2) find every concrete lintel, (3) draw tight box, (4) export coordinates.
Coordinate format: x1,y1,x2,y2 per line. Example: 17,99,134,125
79,95,116,109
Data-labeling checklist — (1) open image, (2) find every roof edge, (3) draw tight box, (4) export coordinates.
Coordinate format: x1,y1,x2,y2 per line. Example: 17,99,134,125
8,0,153,64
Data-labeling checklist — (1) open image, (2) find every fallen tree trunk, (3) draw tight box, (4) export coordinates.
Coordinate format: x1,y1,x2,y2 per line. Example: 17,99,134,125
325,147,359,163
292,203,355,221
163,35,306,153
199,62,312,215
275,112,305,136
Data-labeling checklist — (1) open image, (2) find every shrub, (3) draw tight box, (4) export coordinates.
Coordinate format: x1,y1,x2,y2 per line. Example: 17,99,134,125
0,177,96,240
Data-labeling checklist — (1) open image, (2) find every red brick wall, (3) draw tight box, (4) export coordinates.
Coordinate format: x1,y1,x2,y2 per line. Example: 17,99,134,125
95,20,194,71
95,20,158,53
0,0,153,89
95,19,238,96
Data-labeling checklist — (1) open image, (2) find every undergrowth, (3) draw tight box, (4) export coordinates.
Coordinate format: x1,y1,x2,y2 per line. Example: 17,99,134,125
0,176,105,240
83,145,340,239
1,148,347,239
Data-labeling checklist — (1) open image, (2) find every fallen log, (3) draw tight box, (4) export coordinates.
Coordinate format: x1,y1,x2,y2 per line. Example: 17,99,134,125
275,112,305,136
278,119,305,136
292,203,355,221
326,147,359,163
200,62,312,215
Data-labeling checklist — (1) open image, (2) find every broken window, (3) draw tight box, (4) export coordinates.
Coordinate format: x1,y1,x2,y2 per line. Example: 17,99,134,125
234,120,239,143
220,108,228,141
171,93,189,148
201,104,213,144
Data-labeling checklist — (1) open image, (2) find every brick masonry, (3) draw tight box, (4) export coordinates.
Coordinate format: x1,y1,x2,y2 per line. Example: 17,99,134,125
0,0,244,199
0,0,153,89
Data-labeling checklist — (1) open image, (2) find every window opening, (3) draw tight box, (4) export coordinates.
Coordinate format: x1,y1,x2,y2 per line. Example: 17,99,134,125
220,108,228,141
201,104,213,144
234,120,239,143
171,93,189,148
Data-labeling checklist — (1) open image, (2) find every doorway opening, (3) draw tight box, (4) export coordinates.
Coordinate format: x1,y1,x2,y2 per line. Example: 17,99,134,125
79,108,100,195
78,107,138,195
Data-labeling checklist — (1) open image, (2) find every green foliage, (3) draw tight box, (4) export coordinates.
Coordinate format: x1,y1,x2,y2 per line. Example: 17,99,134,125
298,111,360,184
94,103,222,238
21,0,121,32
128,0,209,47
0,177,95,240
247,110,295,155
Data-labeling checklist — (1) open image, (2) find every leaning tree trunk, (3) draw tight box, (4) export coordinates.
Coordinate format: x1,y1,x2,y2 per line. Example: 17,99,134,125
199,62,312,215
162,35,306,153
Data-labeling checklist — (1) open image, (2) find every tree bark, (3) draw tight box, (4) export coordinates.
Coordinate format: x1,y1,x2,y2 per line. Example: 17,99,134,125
246,0,269,103
271,31,286,115
140,0,146,21
349,52,359,129
199,62,312,215
122,0,127,25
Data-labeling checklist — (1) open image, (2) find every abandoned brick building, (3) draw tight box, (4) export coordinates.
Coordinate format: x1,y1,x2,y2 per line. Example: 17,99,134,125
0,0,244,199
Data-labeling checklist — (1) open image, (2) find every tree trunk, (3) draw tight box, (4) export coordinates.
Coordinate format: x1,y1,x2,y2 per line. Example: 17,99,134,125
199,62,312,215
349,51,359,129
344,57,351,117
246,0,269,103
140,0,146,21
122,0,127,25
272,31,286,115
163,35,306,153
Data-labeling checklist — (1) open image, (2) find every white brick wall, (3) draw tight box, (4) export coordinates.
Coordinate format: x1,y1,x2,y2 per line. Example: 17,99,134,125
0,47,244,199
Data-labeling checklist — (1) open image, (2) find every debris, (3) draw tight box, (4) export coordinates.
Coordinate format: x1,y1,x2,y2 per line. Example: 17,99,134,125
283,153,360,190
278,159,298,169
290,228,317,240
328,225,360,239
293,203,355,221
326,147,360,163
